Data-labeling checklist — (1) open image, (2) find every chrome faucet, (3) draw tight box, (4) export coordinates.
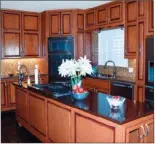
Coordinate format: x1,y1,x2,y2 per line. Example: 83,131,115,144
104,60,117,79
18,64,29,86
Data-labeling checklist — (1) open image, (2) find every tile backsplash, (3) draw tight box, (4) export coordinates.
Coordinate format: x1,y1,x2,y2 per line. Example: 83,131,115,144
1,58,48,78
91,30,136,82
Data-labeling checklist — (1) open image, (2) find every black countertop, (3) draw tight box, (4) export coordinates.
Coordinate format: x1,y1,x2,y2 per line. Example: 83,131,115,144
14,82,153,125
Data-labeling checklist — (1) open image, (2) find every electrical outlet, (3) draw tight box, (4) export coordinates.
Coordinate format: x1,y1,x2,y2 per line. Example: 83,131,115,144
129,67,133,73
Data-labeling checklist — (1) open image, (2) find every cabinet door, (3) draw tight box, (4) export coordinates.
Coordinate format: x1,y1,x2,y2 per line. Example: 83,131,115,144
108,2,123,24
125,0,137,23
8,81,17,105
23,13,39,32
77,32,84,58
134,84,145,102
29,93,46,135
49,13,61,36
144,119,154,143
147,0,154,35
85,9,96,29
2,32,21,58
23,33,39,57
2,11,21,31
138,0,147,19
125,23,137,58
16,88,29,122
75,113,115,142
47,101,71,142
136,20,145,83
126,123,144,143
77,14,84,31
61,12,72,35
96,6,108,25
1,81,7,107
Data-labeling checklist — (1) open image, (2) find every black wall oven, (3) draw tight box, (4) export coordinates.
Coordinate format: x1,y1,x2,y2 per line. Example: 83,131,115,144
48,36,74,83
145,36,154,109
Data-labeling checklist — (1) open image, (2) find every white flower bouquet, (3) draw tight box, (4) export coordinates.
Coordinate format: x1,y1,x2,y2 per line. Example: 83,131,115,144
58,55,93,89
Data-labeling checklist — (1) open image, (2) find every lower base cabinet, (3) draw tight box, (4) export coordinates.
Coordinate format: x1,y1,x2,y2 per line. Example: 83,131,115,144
75,114,115,142
29,93,46,136
47,101,71,142
15,87,154,143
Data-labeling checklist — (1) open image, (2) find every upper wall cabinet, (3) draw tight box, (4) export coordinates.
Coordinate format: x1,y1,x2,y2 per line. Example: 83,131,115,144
49,11,72,36
22,12,41,57
146,0,154,36
1,10,41,59
2,11,22,58
125,0,147,59
85,1,124,30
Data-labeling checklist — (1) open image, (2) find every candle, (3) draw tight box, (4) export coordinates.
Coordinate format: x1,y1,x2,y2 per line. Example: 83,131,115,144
34,65,38,84
18,61,21,71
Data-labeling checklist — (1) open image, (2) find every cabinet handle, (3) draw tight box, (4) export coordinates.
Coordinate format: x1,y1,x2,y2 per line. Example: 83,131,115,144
145,124,149,137
139,44,142,56
5,82,7,87
140,125,145,139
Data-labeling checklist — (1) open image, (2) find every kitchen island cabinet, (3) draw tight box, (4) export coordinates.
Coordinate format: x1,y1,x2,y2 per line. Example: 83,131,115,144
14,83,154,143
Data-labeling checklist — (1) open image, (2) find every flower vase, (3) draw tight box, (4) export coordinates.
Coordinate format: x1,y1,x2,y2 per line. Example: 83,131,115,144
71,76,82,88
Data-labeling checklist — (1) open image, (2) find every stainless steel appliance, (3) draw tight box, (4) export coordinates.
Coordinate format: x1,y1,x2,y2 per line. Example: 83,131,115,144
48,36,74,83
111,81,134,100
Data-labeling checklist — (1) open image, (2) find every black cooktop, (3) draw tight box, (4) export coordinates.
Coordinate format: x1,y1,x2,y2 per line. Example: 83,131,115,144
29,82,72,98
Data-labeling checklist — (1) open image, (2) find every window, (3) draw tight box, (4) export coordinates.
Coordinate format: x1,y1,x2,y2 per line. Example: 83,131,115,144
98,28,128,67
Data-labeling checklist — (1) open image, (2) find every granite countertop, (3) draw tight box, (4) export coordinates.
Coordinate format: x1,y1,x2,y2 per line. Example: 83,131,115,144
13,82,153,125
1,73,48,79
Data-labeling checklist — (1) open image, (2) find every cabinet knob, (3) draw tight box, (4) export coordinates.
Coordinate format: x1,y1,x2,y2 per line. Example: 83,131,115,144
145,124,149,137
140,125,146,139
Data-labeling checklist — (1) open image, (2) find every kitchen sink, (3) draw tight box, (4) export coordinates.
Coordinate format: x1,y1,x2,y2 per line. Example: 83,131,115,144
96,73,114,80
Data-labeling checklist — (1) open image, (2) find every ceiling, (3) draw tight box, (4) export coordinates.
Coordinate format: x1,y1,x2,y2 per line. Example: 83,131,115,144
1,1,111,12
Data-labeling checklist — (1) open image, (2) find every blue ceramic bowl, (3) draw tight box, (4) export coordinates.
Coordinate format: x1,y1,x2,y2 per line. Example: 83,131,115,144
72,91,89,100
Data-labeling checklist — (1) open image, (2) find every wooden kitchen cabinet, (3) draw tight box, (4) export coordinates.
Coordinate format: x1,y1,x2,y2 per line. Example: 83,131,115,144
125,0,137,23
83,78,111,94
29,93,46,136
1,10,41,58
96,5,108,26
22,12,41,57
1,81,7,107
136,20,145,83
146,0,154,36
134,84,145,102
16,88,29,123
144,119,154,143
126,122,144,143
77,13,84,31
85,9,96,29
108,1,123,24
86,1,124,30
75,113,115,142
125,22,137,58
49,11,72,36
2,11,22,58
1,79,17,111
126,119,154,143
77,32,84,57
47,101,71,142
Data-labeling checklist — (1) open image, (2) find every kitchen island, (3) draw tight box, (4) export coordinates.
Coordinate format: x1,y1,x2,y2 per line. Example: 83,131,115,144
14,82,154,143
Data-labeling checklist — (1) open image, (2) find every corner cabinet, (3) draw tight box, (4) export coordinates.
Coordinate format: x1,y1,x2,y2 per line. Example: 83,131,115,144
126,119,154,143
1,10,41,59
85,1,124,30
49,11,72,36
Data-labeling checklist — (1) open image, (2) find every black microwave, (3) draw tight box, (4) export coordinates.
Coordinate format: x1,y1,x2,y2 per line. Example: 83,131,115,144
145,37,154,86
